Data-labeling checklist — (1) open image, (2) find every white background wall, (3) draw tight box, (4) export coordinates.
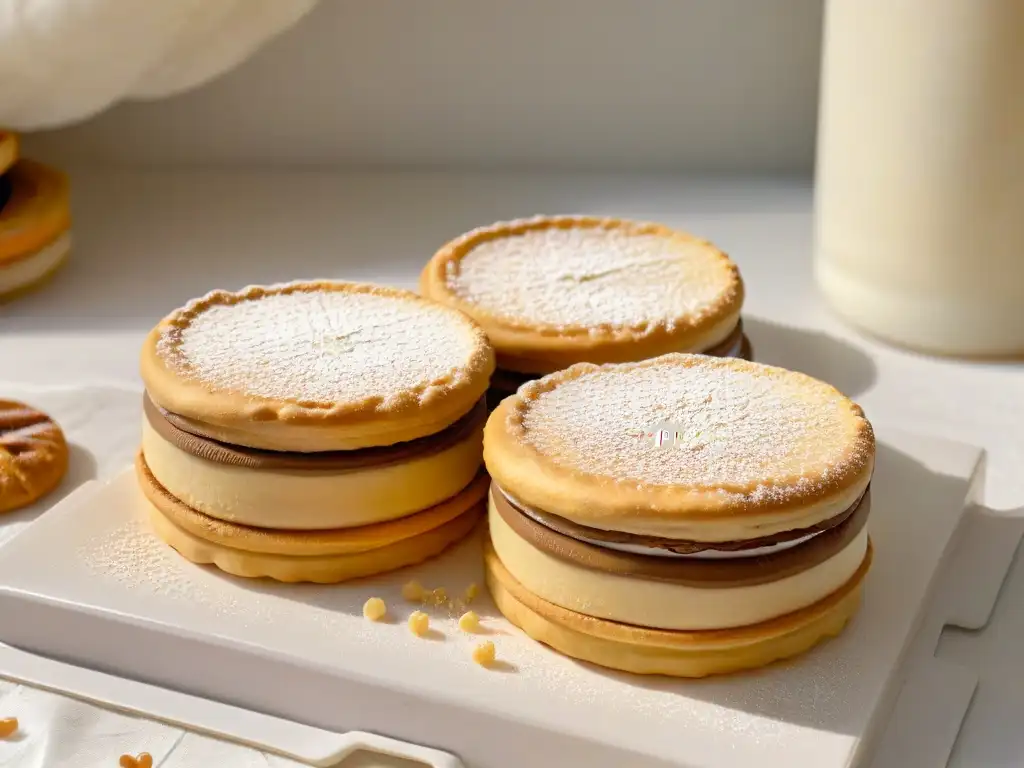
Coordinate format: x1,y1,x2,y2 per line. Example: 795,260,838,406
24,0,824,172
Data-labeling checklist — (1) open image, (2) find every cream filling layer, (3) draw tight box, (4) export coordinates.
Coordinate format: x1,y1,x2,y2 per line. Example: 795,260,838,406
489,498,869,631
142,419,484,530
0,232,70,295
509,486,826,559
548,470,872,541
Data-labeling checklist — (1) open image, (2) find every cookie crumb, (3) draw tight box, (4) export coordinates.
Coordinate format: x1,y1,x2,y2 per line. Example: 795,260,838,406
401,580,425,602
458,611,480,633
362,597,387,622
408,610,430,637
472,641,496,666
0,717,17,738
464,582,479,602
429,587,448,606
119,753,153,768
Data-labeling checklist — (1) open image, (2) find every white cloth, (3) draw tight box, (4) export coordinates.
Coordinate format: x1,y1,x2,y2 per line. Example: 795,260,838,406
0,384,305,767
0,0,318,129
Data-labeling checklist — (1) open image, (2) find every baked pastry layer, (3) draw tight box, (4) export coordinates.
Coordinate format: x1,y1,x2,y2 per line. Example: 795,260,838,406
485,539,869,677
0,400,68,514
147,490,482,584
0,160,71,264
489,490,868,630
420,216,744,373
141,399,485,529
0,232,70,299
137,453,488,556
141,281,495,452
485,354,874,539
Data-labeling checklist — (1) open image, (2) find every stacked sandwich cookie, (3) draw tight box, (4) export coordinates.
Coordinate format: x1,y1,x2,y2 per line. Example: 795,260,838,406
0,135,72,302
138,281,495,583
421,216,750,409
483,355,875,677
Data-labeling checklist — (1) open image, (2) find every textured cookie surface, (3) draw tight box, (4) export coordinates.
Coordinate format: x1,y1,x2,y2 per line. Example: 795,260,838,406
142,281,495,450
448,222,734,327
485,354,874,536
0,400,69,514
422,216,743,370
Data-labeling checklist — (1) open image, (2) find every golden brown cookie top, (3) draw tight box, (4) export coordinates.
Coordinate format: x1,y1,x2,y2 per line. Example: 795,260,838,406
421,216,744,372
0,400,69,514
141,281,495,451
484,355,874,539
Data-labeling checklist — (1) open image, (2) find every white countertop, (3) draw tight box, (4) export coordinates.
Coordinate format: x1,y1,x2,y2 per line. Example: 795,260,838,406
1,169,1022,766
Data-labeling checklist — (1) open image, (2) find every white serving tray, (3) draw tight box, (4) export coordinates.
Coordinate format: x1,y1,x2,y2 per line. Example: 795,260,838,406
0,425,1013,768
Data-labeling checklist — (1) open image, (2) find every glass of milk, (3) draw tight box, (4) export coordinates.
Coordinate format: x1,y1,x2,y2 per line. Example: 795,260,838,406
814,0,1024,357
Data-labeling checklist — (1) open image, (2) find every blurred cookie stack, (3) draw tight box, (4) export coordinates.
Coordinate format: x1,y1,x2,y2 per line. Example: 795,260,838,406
0,131,72,302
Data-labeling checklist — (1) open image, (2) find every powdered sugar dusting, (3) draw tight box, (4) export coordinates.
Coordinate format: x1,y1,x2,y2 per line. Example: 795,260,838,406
158,287,481,405
519,357,870,496
447,225,735,328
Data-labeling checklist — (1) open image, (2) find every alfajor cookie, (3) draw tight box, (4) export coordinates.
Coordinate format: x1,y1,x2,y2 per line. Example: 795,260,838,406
0,400,69,514
420,216,750,408
483,354,875,677
0,160,72,302
138,281,495,582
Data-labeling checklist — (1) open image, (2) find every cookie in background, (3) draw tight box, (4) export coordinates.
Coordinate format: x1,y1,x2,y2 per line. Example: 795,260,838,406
0,142,72,302
421,215,750,409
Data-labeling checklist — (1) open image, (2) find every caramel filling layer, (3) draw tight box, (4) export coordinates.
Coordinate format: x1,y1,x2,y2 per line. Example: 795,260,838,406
144,393,487,469
503,484,865,556
490,481,870,588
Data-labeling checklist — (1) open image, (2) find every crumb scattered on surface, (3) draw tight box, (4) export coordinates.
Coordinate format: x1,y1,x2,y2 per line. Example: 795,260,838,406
119,753,153,768
362,597,387,622
0,718,17,738
464,582,479,602
472,641,496,667
402,580,425,602
428,587,448,606
458,611,480,633
408,611,430,637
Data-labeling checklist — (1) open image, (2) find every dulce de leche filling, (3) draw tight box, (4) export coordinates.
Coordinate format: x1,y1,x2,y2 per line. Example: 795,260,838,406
491,482,870,588
143,393,488,470
488,319,751,400
510,485,865,556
